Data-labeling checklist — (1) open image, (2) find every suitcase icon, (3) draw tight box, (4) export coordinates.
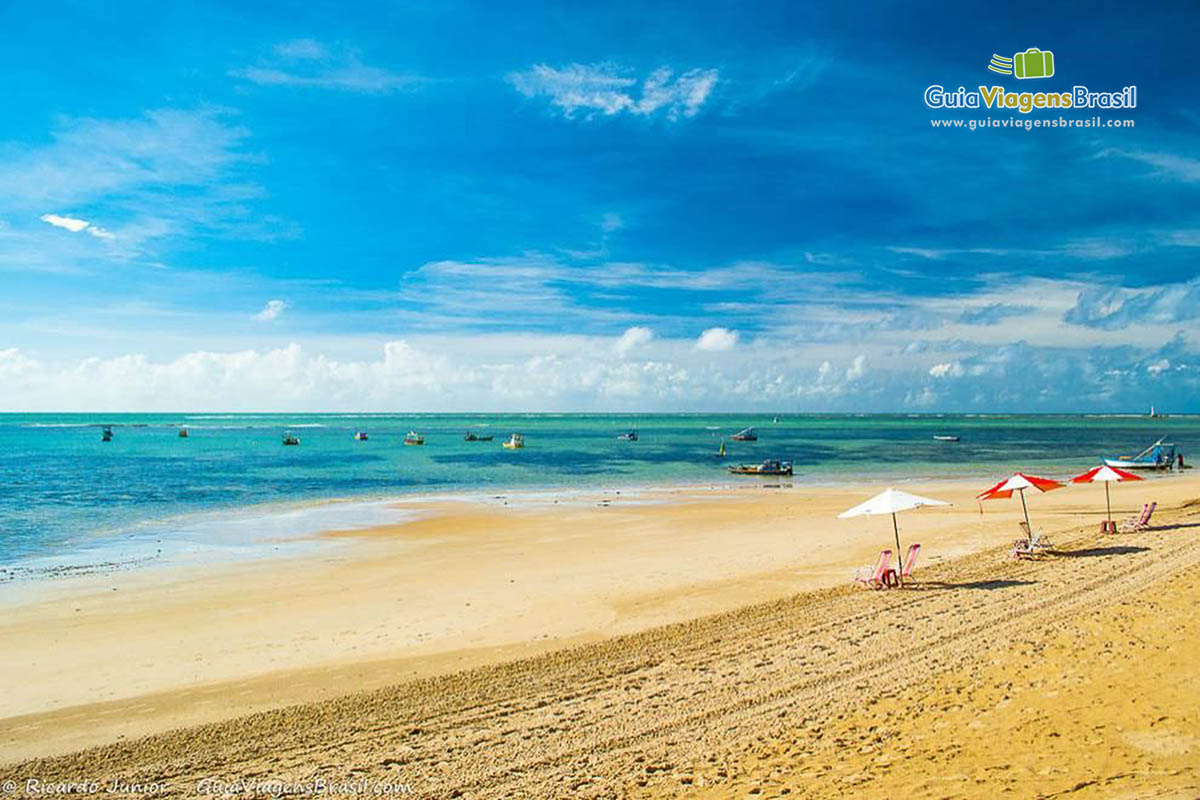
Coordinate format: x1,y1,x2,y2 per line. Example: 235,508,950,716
1013,48,1054,79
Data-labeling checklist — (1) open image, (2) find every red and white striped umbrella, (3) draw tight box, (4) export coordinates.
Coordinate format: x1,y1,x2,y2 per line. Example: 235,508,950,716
977,472,1065,538
1070,465,1143,525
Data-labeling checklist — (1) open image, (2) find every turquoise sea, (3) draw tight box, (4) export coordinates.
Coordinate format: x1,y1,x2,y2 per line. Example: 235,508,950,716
1,413,1196,575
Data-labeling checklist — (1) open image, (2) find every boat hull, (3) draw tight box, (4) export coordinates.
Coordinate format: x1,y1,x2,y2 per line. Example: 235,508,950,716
1103,458,1171,470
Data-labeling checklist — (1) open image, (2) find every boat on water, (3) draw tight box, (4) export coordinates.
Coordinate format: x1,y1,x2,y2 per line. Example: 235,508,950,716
933,435,959,442
178,427,188,438
100,425,113,442
404,431,425,446
282,432,300,446
728,459,792,476
1103,437,1177,470
464,431,494,441
617,430,638,441
716,439,726,458
354,431,369,441
502,433,525,450
731,427,757,441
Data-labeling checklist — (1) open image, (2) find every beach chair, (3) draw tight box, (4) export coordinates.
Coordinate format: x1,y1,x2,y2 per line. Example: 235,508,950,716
1018,521,1053,550
899,543,921,583
1119,501,1156,532
854,549,894,589
1012,525,1053,559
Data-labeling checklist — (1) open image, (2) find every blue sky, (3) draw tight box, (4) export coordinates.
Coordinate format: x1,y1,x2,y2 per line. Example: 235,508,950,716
1,0,1198,411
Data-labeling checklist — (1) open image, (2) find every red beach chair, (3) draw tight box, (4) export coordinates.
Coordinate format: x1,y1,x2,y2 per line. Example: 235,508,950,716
855,549,894,590
1119,501,1156,532
899,543,921,582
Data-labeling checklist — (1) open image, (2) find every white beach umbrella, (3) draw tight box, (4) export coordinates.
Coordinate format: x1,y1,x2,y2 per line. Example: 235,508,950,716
837,488,950,576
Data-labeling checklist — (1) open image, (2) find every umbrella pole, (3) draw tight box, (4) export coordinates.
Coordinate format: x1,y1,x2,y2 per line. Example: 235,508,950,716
1105,482,1112,524
892,512,904,580
1020,489,1032,541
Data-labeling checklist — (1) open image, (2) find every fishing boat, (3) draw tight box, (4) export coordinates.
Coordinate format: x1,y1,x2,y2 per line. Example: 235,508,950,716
728,459,792,476
282,432,300,446
403,431,425,446
617,430,638,441
502,433,525,450
933,435,959,442
1103,437,1176,470
731,427,757,441
100,425,113,442
178,427,188,438
464,431,494,441
354,431,369,441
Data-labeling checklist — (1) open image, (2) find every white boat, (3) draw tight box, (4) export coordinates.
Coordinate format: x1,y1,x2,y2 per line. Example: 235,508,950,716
933,435,959,442
502,433,525,450
731,427,757,441
354,431,369,441
403,431,424,446
1103,437,1176,470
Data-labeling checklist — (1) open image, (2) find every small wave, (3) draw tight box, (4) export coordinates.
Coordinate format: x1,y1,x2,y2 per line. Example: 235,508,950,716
177,424,257,430
23,423,95,428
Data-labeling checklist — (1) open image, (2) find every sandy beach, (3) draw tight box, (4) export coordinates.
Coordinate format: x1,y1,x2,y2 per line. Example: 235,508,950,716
2,474,1198,797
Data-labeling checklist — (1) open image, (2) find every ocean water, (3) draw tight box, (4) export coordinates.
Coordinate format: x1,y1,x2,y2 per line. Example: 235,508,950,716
1,413,1196,573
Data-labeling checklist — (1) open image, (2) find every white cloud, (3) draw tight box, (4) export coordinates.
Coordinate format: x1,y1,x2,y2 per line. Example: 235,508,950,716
2,109,250,208
508,63,718,121
40,213,116,241
929,361,964,378
273,38,328,60
40,214,89,233
0,108,264,274
1146,358,1170,375
1098,147,1200,183
232,40,423,93
1,326,1198,413
614,326,654,356
695,327,738,351
601,212,624,232
255,299,287,321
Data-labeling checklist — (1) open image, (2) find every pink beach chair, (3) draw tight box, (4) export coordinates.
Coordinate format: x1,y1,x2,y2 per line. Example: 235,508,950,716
899,543,920,582
1119,501,1157,532
854,549,895,590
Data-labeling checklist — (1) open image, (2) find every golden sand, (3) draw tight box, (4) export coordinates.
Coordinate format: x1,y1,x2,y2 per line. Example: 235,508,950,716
1,476,1197,797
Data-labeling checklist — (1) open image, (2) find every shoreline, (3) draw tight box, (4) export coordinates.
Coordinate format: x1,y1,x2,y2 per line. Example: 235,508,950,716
4,474,1198,764
4,466,1192,588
